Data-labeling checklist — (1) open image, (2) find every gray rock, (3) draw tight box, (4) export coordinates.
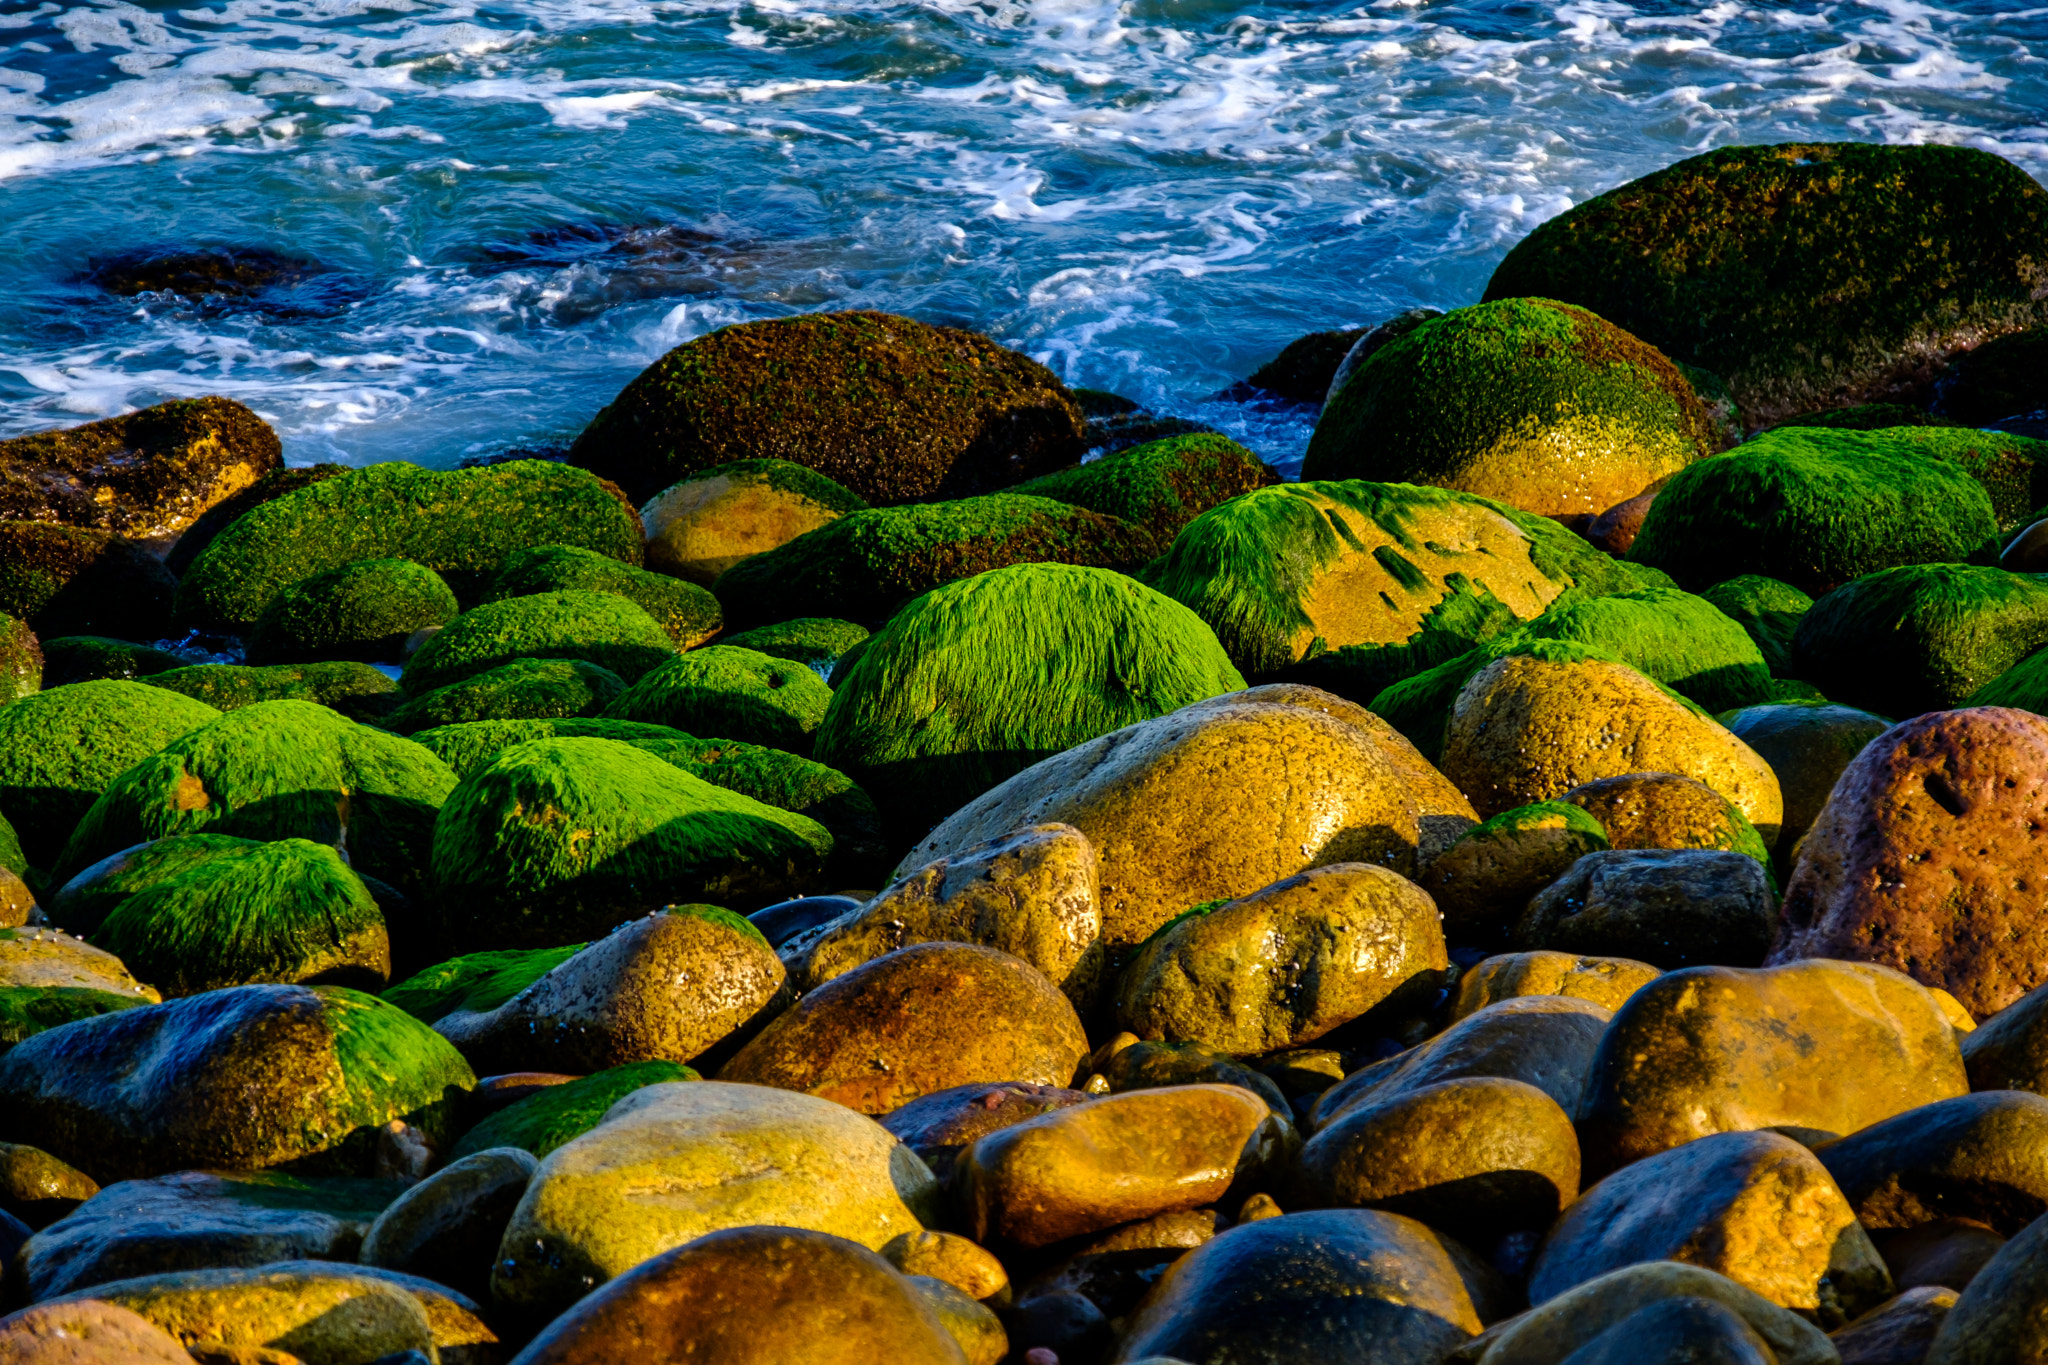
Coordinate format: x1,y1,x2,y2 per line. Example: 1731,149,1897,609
1516,848,1776,969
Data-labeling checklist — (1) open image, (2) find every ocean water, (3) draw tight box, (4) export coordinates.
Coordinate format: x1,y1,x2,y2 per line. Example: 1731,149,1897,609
0,0,2043,477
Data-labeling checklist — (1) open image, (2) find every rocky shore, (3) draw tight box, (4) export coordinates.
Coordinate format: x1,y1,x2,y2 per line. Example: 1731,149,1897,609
1,139,2047,1365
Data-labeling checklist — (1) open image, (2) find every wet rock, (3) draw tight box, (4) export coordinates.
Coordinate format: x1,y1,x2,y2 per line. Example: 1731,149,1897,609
905,1276,1006,1365
1514,848,1777,970
641,458,868,586
0,1300,200,1365
1101,1039,1291,1115
882,1230,1009,1303
1448,952,1659,1023
1245,327,1370,404
0,1143,97,1231
1960,980,2048,1094
1114,862,1449,1055
360,1147,538,1304
1585,483,1661,556
0,927,157,1000
1876,1220,2006,1294
1468,1262,1835,1365
483,543,720,649
446,1059,695,1162
877,1083,1090,1186
1814,1092,2048,1238
1417,801,1612,947
0,524,176,641
1833,1286,1959,1365
748,893,863,951
1556,1296,1777,1365
1924,1209,2048,1363
1720,701,1892,856
1558,772,1773,870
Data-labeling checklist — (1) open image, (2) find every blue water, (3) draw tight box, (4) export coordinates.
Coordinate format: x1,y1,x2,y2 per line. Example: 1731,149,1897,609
1,0,2044,476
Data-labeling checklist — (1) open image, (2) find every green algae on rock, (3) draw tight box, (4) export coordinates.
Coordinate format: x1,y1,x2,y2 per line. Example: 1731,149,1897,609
816,563,1246,837
384,943,587,1025
1847,425,2048,534
1700,576,1814,679
567,310,1087,505
383,657,627,735
721,617,869,669
0,612,39,705
400,589,677,695
144,660,403,724
710,492,1158,628
0,522,176,641
0,396,281,541
0,680,221,867
245,557,460,665
1304,298,1719,518
449,1059,696,1161
1969,646,2048,714
641,458,869,586
1770,402,1961,432
37,635,187,687
1008,431,1279,545
174,460,643,633
1513,585,1776,714
604,644,833,756
164,462,349,578
1627,428,1999,595
0,984,150,1052
1483,142,2048,428
46,832,279,938
484,543,721,647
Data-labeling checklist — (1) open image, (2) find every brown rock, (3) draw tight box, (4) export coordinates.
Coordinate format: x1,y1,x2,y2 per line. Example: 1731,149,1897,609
1585,483,1661,556
0,1143,97,1230
1833,1286,1959,1365
719,942,1088,1115
1771,707,2048,1018
905,1275,1006,1365
882,1230,1009,1302
1467,1261,1836,1365
0,1301,199,1365
1514,848,1777,969
0,871,32,930
1924,1209,2048,1364
1578,959,1968,1173
641,464,859,585
1876,1220,2006,1294
1528,1129,1892,1328
1449,952,1660,1023
876,1083,1090,1185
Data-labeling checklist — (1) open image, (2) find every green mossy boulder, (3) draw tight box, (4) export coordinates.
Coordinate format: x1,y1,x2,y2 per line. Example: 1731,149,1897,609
1483,142,2048,427
174,460,643,633
1700,576,1813,678
1304,298,1719,518
427,737,831,952
0,396,282,540
383,944,587,1025
1849,426,2048,533
0,985,149,1053
1938,326,2048,426
46,832,275,938
1009,432,1280,545
567,310,1087,505
1417,800,1613,945
144,661,402,724
710,493,1158,628
244,558,459,665
53,699,458,899
1146,478,1638,677
0,810,27,884
0,523,175,640
721,617,869,670
603,645,833,756
1,613,42,704
448,1060,696,1161
90,837,390,997
1514,585,1775,714
399,590,676,695
164,463,349,578
1969,646,2048,713
484,544,721,648
1627,428,1999,595
816,563,1247,837
383,658,627,736
0,681,222,867
37,636,186,687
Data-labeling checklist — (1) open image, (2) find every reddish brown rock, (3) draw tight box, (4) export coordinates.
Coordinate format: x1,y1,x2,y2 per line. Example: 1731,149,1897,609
1586,482,1661,555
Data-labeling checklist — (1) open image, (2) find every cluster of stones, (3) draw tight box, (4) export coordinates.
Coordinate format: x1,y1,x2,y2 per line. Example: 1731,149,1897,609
0,140,2044,1365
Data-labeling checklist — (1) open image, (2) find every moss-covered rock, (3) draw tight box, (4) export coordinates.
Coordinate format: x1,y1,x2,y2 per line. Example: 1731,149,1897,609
484,543,721,647
721,617,869,670
1970,646,2048,713
1793,565,2048,718
1771,403,1959,432
174,460,643,633
1010,432,1279,545
816,563,1246,837
0,397,282,540
244,557,459,665
45,832,271,938
1146,479,1639,678
1938,326,2048,426
0,612,39,704
90,836,390,997
568,310,1088,505
448,1060,695,1161
399,590,675,695
1847,426,2048,534
710,493,1158,628
603,645,833,756
0,984,149,1053
0,680,222,867
0,523,175,640
641,458,869,586
1560,772,1773,875
1700,576,1813,678
427,736,830,952
36,635,186,687
53,699,457,898
1304,299,1719,517
164,462,349,578
1514,585,1776,714
144,660,402,723
1483,142,2048,427
383,943,587,1025
1627,428,1999,595
1416,800,1613,946
383,657,626,736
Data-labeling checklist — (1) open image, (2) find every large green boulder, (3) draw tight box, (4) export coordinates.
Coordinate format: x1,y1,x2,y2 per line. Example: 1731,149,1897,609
399,590,676,695
173,460,643,633
0,681,221,867
567,310,1087,505
144,661,402,724
90,837,390,997
163,462,348,577
483,544,721,648
0,613,38,704
816,563,1247,837
382,658,627,736
1483,142,2048,427
0,523,175,640
427,737,831,952
721,618,869,671
244,558,459,665
1938,326,2048,427
1009,432,1279,545
1700,576,1813,678
710,493,1157,627
37,636,186,687
0,984,474,1182
603,645,833,756
1792,564,2048,718
52,700,458,898
1970,646,2048,713
1304,298,1719,517
1146,479,1639,677
47,832,278,938
1850,426,2048,533
448,1060,695,1160
1627,428,1999,594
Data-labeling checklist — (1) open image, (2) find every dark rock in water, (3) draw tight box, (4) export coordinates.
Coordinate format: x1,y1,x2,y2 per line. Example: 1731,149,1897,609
81,245,366,316
1245,326,1369,404
0,524,176,641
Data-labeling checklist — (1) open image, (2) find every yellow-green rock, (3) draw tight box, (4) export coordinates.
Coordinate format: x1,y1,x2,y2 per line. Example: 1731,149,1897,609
1449,951,1660,1022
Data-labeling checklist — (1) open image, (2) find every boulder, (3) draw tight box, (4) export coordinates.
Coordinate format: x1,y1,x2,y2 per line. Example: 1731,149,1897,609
1578,959,1968,1174
0,927,155,998
447,1059,695,1161
1418,801,1613,946
0,985,151,1053
0,1142,97,1230
721,617,868,671
1814,1092,2048,1238
1554,1297,1777,1365
604,644,832,755
162,462,349,578
1559,772,1773,871
1101,1038,1291,1114
898,686,1477,967
1924,1209,2048,1363
1879,1221,2006,1295
1304,298,1719,518
141,661,401,724
490,1080,939,1321
244,558,459,666
1482,142,2048,427
360,1146,538,1303
0,524,175,641
641,458,868,586
1114,862,1449,1054
384,657,626,735
719,942,1088,1114
1970,641,2048,711
1510,586,1778,716
1246,326,1370,403
0,615,37,706
1833,1286,1958,1365
1584,482,1660,556
1010,432,1278,546
0,1301,200,1365
1469,1262,1835,1365
876,1082,1090,1185
0,984,474,1182
882,1230,1009,1302
1515,848,1777,969
400,591,676,695
1720,702,1892,855
1448,951,1660,1022
1528,1129,1891,1327
483,543,720,647
1701,575,1812,677
1938,326,2048,427
36,635,185,688
1772,708,2048,1018
1835,426,2048,534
